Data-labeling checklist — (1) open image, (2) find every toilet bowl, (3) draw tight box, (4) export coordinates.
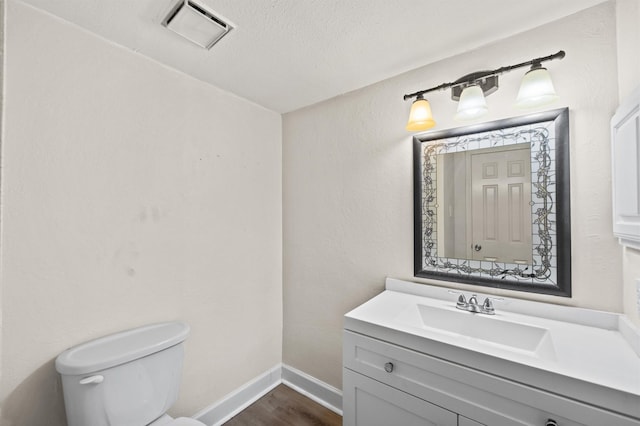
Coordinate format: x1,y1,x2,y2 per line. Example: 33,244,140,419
56,322,205,426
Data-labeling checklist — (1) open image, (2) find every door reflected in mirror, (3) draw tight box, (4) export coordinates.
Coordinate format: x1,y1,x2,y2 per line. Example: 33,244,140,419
438,144,533,265
413,108,571,296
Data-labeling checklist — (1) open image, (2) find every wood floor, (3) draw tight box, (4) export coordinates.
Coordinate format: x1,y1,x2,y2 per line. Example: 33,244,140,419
223,384,343,426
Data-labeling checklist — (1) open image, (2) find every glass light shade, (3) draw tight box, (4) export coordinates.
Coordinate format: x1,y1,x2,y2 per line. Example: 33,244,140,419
406,98,436,131
516,67,559,108
455,85,488,121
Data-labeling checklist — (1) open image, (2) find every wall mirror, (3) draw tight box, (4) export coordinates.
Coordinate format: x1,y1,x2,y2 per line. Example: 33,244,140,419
413,108,571,296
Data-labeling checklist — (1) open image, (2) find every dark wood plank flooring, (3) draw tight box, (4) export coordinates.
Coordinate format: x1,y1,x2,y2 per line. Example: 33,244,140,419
223,384,342,426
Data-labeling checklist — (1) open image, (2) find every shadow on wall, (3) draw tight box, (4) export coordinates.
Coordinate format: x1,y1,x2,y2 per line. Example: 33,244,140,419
1,359,67,426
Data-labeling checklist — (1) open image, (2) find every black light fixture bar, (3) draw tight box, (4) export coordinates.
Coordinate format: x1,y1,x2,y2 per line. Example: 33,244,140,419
403,50,566,101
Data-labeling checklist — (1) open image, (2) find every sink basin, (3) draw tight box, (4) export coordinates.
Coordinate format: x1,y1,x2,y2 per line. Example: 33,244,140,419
395,303,554,356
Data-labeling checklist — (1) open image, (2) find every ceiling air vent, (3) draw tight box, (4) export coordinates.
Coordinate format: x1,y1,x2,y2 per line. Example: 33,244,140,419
163,0,233,49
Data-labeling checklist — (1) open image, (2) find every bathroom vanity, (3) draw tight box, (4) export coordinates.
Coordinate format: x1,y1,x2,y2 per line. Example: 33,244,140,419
343,279,640,426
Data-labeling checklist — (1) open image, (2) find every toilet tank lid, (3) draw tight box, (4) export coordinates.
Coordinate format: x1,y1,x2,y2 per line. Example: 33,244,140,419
55,321,190,375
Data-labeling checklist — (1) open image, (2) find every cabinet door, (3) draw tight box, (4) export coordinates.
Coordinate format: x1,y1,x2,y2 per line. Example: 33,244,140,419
343,369,457,426
612,87,640,248
459,417,485,426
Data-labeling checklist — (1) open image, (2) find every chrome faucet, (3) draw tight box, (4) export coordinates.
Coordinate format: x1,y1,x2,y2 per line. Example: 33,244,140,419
455,293,499,315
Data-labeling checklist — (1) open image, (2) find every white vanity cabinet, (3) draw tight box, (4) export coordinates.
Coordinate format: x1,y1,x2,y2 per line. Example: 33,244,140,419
343,331,590,426
343,279,640,426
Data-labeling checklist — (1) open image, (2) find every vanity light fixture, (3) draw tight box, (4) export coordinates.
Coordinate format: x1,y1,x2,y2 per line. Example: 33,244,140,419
455,84,488,121
406,95,436,131
404,50,565,131
515,63,559,108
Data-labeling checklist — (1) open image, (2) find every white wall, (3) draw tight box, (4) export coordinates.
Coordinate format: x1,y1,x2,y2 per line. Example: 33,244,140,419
616,0,640,326
615,0,640,101
0,2,282,425
283,1,622,390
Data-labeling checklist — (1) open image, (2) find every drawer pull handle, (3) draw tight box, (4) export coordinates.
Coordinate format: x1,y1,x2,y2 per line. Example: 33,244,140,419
384,362,394,373
545,420,558,426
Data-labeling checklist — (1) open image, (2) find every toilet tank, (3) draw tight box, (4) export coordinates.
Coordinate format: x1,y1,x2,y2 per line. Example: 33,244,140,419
56,322,190,426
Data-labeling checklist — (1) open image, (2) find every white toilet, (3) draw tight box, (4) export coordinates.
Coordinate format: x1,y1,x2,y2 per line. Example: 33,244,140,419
56,321,206,426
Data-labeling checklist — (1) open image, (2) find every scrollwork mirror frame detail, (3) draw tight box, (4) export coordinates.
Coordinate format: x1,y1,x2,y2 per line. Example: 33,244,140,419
413,108,571,296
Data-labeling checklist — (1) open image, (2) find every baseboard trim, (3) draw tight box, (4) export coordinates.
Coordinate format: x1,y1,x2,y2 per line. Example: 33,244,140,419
192,364,342,425
193,364,282,426
282,364,343,415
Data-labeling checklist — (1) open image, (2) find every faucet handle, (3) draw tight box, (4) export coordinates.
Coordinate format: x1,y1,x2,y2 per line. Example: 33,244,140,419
448,290,468,308
481,296,504,314
456,294,467,308
482,297,495,314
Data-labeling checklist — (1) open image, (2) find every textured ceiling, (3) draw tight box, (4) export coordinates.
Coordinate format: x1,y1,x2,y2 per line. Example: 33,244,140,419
18,0,608,113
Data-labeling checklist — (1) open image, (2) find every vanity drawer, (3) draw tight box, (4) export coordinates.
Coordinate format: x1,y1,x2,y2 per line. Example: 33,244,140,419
344,330,638,426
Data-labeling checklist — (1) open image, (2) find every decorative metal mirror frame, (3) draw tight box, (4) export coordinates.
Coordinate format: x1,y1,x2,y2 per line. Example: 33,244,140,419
413,108,571,296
